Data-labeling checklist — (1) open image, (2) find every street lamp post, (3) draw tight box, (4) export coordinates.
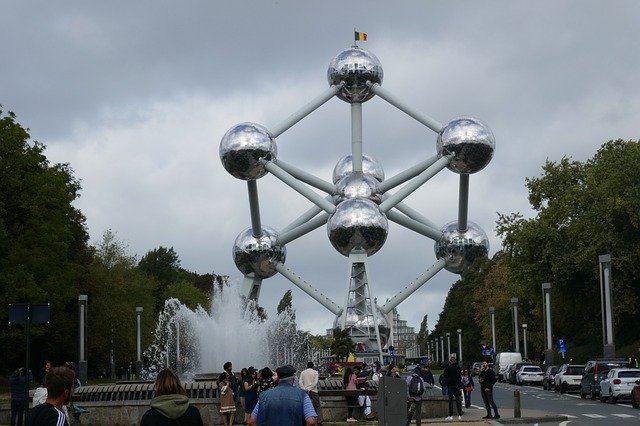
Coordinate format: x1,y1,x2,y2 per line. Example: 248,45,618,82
511,298,520,353
78,295,88,385
440,336,444,363
542,283,553,366
435,339,439,363
522,324,528,361
457,329,463,366
489,306,496,358
599,254,615,357
446,332,451,359
136,307,143,377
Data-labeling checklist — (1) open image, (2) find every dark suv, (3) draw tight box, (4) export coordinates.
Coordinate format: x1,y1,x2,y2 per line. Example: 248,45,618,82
579,358,628,400
543,365,559,391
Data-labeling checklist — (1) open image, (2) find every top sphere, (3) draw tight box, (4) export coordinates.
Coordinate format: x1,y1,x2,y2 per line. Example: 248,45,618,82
437,117,495,174
220,122,277,180
332,154,385,184
327,48,383,103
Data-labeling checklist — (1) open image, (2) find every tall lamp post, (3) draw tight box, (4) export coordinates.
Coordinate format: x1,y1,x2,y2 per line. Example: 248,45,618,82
542,283,553,366
599,254,615,357
435,339,439,363
136,307,143,377
78,295,88,385
446,332,451,359
457,329,463,366
511,298,520,353
522,324,528,361
489,306,496,358
440,336,444,363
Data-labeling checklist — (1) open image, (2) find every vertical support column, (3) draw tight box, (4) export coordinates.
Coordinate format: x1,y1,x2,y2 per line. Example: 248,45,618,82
457,329,463,367
511,298,520,353
136,307,143,377
457,174,469,232
247,180,262,237
541,283,554,367
351,103,363,172
489,306,496,359
522,324,528,361
599,254,615,357
446,332,451,359
78,295,88,385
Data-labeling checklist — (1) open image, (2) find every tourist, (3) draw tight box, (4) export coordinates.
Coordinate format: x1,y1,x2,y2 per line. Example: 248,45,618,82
223,361,241,413
371,361,383,384
244,368,259,425
248,365,316,426
406,366,425,426
140,368,203,426
10,367,28,426
299,361,322,424
258,367,275,394
39,360,52,387
442,356,463,421
478,361,499,419
343,366,358,422
217,371,236,426
421,364,435,393
354,365,372,418
239,368,249,418
386,364,401,378
27,367,75,426
461,369,474,408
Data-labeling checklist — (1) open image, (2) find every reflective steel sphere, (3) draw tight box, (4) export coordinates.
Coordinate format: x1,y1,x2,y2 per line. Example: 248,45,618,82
233,226,286,279
332,154,385,184
437,117,495,174
220,122,277,180
327,198,388,256
334,172,381,204
434,220,489,274
332,304,391,350
328,48,383,103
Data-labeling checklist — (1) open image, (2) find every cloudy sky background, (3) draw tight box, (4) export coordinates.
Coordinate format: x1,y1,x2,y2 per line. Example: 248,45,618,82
3,1,639,338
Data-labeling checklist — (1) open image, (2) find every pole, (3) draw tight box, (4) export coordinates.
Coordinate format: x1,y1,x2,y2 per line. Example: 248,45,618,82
457,329,463,367
512,298,519,352
446,332,451,359
542,283,554,366
78,295,88,385
136,307,143,377
489,307,496,358
599,254,615,357
522,324,528,361
440,336,444,363
25,304,31,422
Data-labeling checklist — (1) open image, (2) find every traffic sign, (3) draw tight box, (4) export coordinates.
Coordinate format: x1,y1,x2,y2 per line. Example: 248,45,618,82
558,338,566,353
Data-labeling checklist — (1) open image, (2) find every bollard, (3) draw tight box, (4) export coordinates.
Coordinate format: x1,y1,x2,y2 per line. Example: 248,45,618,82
513,389,521,418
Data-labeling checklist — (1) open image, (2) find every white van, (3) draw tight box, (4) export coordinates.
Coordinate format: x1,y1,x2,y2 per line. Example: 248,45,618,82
494,352,522,381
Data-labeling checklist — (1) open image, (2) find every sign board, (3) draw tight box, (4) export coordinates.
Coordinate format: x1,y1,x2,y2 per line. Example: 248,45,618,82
9,303,51,325
558,338,566,353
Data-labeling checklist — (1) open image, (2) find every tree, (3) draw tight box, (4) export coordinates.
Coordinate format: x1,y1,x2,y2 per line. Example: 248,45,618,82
277,290,293,315
330,328,355,362
138,246,181,313
416,314,429,355
0,107,91,374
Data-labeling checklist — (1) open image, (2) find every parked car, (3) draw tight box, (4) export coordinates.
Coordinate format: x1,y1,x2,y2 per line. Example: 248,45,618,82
599,368,640,403
516,366,544,385
495,352,522,382
632,379,640,408
543,365,559,391
579,358,627,400
554,364,585,393
508,362,533,384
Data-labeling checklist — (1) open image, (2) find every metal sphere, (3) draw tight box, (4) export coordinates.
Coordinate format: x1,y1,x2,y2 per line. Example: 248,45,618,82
232,226,286,279
437,117,495,174
332,304,391,350
220,122,277,180
327,198,388,257
328,47,383,103
434,220,489,274
332,154,385,184
334,172,381,204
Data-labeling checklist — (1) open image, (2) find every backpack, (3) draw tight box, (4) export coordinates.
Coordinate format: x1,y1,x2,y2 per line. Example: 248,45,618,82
409,374,423,396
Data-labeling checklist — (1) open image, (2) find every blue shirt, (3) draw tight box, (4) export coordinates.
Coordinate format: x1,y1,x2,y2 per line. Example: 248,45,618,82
251,385,317,422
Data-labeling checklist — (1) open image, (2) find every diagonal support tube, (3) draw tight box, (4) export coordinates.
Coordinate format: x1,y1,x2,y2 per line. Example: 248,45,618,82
378,156,440,193
380,258,447,314
247,180,262,237
278,212,329,245
269,84,343,138
386,209,442,241
369,83,444,133
379,155,452,213
279,203,325,235
275,159,336,194
394,201,439,229
263,161,336,214
458,174,469,232
274,262,342,316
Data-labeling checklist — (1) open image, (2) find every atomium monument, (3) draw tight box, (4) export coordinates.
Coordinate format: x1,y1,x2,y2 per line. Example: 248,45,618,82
220,45,494,362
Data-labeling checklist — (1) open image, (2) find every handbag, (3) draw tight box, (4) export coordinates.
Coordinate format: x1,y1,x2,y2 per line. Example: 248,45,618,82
466,386,473,392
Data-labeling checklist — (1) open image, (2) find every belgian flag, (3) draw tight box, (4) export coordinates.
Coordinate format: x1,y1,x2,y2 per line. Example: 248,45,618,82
355,31,367,42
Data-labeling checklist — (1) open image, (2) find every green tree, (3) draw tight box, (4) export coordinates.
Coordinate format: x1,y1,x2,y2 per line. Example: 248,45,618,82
277,290,293,315
138,246,181,313
416,314,429,355
0,107,91,374
330,328,355,361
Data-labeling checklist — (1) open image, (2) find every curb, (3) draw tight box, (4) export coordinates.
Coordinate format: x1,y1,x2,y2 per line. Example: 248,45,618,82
492,415,568,424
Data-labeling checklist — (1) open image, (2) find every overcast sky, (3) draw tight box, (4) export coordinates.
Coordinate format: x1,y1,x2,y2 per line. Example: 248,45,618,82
3,1,639,339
